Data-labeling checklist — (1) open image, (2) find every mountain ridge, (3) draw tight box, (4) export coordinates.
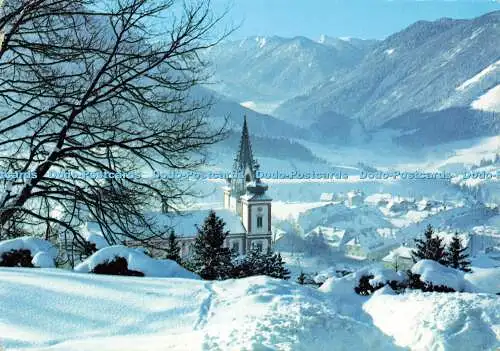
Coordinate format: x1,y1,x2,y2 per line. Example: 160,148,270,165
203,35,378,103
275,11,500,135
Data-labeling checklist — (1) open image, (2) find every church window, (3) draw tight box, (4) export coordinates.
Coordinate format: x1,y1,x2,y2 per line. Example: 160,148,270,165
231,241,240,254
256,216,263,228
252,241,263,252
245,174,251,182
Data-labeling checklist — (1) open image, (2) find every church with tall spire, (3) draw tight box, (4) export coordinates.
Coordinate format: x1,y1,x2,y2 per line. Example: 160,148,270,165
103,116,272,258
223,116,272,254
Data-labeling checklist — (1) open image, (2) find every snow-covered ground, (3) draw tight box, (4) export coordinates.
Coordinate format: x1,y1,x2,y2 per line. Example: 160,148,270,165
364,291,500,350
1,267,499,351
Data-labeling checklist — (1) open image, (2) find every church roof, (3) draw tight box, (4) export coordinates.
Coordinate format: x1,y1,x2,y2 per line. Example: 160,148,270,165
84,209,246,239
382,246,414,262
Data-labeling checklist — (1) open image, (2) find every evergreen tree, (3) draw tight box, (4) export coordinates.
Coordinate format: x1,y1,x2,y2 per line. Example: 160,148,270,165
230,255,252,278
165,229,182,264
231,247,267,278
191,210,233,280
266,252,291,280
445,232,471,272
412,224,447,265
231,247,290,280
249,247,268,275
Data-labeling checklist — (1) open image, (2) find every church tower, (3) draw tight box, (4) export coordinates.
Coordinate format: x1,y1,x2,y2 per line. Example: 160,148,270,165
224,116,272,253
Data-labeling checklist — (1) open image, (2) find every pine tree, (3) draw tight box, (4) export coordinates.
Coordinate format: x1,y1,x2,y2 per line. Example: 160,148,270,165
445,232,471,272
266,252,291,280
165,229,182,264
412,224,433,262
191,210,233,280
412,224,447,265
232,247,290,280
246,247,266,275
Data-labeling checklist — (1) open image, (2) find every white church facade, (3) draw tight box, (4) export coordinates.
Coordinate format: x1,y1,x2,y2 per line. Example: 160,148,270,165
173,116,273,256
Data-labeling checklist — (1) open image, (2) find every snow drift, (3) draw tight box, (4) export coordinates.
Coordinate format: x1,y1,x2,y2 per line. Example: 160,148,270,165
74,245,199,279
0,269,401,351
0,236,57,268
0,266,499,350
319,267,500,351
364,291,500,351
411,260,474,292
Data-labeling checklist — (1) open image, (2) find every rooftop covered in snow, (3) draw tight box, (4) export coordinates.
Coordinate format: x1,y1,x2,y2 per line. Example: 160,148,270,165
382,246,414,262
85,209,246,239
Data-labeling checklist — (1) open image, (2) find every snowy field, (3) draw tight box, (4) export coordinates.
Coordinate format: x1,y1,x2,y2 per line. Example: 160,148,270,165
0,268,499,351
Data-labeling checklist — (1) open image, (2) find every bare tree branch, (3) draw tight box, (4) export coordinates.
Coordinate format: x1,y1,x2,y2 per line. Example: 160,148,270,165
0,0,233,252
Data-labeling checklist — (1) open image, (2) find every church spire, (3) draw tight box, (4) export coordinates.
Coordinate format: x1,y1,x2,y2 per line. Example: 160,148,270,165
228,115,261,197
233,115,258,177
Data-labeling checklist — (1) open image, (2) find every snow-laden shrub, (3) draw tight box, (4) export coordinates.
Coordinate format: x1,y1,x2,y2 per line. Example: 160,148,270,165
76,233,110,261
320,264,408,297
296,271,322,287
0,236,57,268
353,265,407,295
409,259,472,293
313,266,354,285
355,274,407,295
92,256,144,277
0,249,34,267
75,245,199,279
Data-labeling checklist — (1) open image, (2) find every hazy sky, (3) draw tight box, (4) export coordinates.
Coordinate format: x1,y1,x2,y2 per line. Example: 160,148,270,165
216,0,500,40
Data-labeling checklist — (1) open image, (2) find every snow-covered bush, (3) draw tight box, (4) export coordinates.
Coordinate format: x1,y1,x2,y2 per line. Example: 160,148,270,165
313,266,355,285
353,266,407,295
409,259,472,293
296,271,322,287
79,233,110,260
75,245,199,279
0,236,58,268
85,233,109,250
92,256,144,277
320,264,407,297
0,249,34,267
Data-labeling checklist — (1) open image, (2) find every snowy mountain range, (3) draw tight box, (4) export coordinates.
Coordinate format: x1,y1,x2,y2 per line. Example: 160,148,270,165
275,12,500,135
203,35,377,104
204,11,500,146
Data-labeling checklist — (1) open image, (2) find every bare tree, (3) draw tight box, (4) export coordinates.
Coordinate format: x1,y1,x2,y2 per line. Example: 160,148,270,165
0,0,230,262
